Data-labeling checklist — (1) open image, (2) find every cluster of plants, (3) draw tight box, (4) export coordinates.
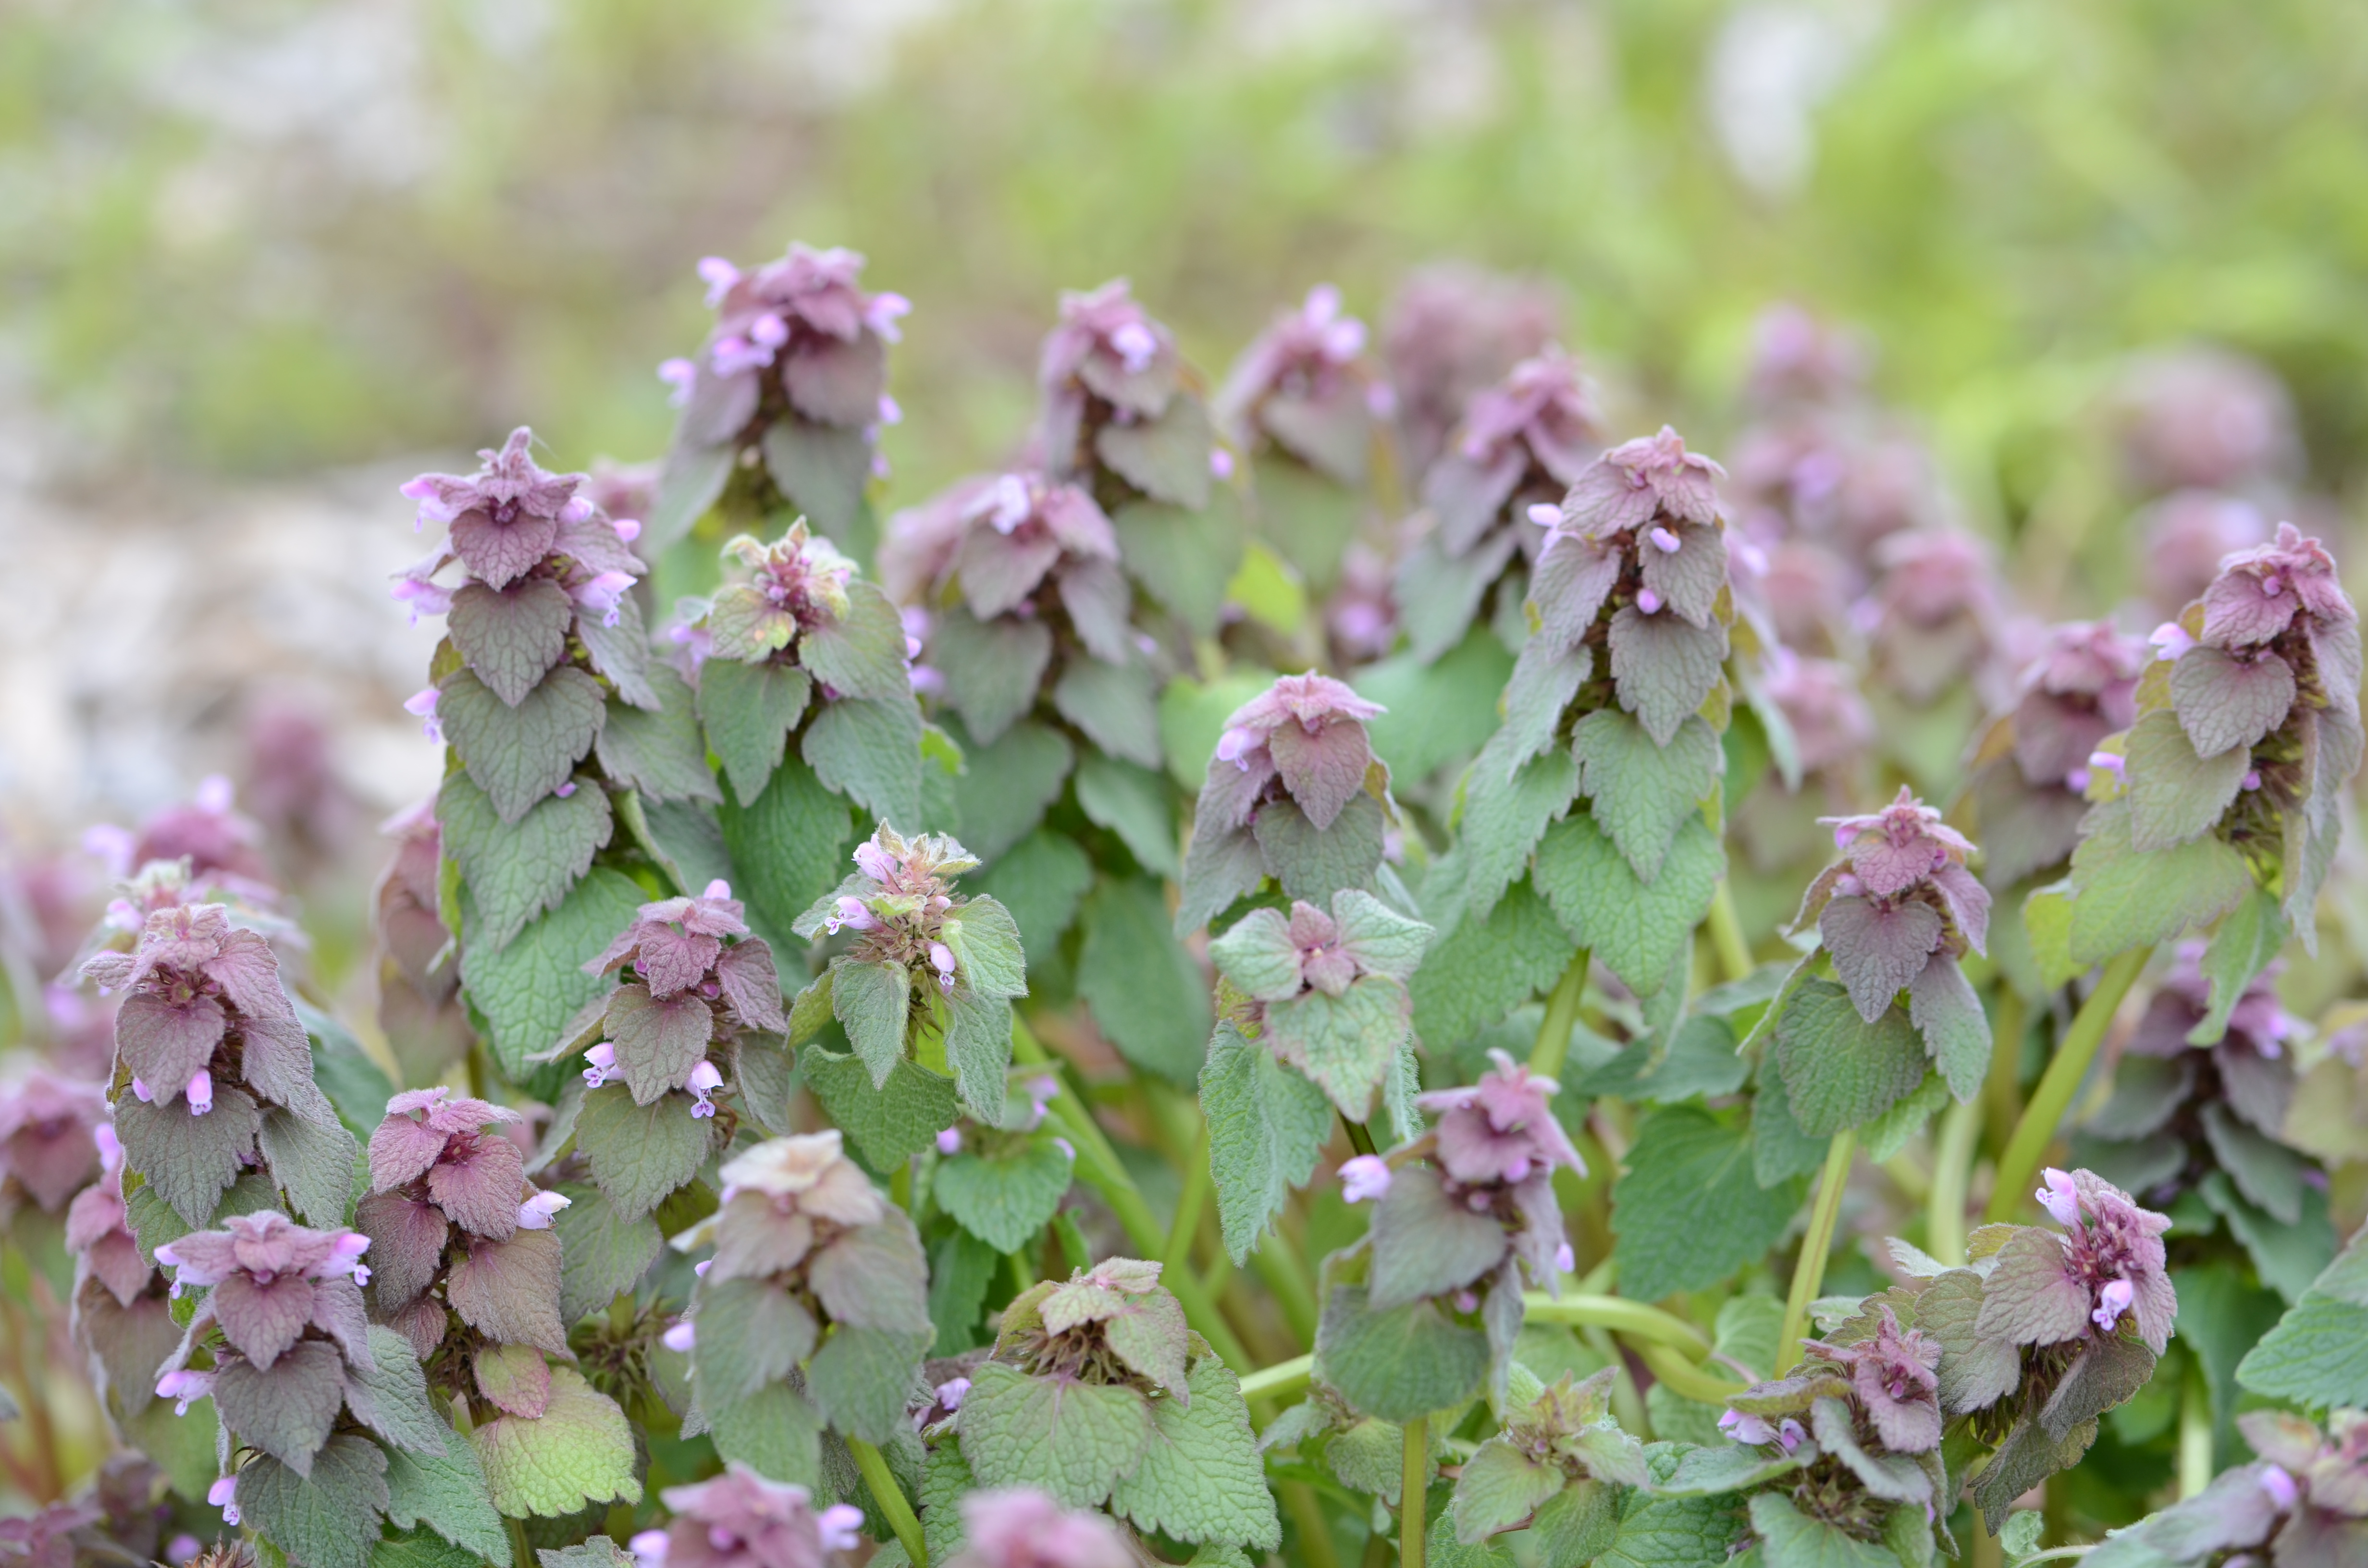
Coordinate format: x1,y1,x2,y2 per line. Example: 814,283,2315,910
0,251,2365,1568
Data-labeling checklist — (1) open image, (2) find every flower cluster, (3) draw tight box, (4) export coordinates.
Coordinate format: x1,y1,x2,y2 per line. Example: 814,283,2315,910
82,901,347,1225
946,1488,1134,1568
66,1126,148,1311
1178,673,1391,932
580,881,786,1115
355,1087,568,1359
2138,490,2272,617
695,524,856,664
1448,1367,1648,1546
656,243,906,543
64,1124,182,1438
1742,303,1871,413
148,1212,376,1474
1381,264,1561,484
1207,890,1429,1120
370,802,470,1087
1396,347,1603,661
0,1067,107,1212
1037,280,1217,509
1966,620,2146,888
626,1462,865,1568
1760,649,1875,782
83,774,274,888
667,1133,931,1446
1215,283,1380,486
1795,787,1990,1030
1860,528,2005,706
1343,1051,1582,1399
2097,521,2361,923
1706,1303,1946,1546
2111,346,2298,495
399,428,655,828
2063,1408,2366,1568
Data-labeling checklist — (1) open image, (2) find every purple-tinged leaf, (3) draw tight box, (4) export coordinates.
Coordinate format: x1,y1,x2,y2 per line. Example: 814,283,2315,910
2127,707,2252,851
369,1116,447,1193
214,1339,348,1475
1268,717,1373,832
473,1342,552,1419
1821,896,1943,1022
957,527,1063,621
1059,556,1137,666
308,1275,373,1372
1098,396,1215,510
1606,606,1727,747
2171,646,2296,759
713,941,788,1033
1637,519,1727,629
810,1214,935,1337
604,984,715,1106
632,926,721,999
426,1134,526,1241
449,580,573,709
116,991,226,1102
445,1231,568,1356
782,329,887,427
1529,534,1623,658
448,508,560,593
1974,1228,2090,1347
1367,1165,1512,1312
355,1193,449,1310
213,1270,317,1369
1929,862,1991,955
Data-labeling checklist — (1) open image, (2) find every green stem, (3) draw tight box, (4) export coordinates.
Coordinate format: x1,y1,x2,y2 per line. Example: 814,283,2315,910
1343,1115,1378,1158
1281,1481,1344,1568
1986,947,2150,1224
1632,1339,1743,1403
1516,1293,1713,1356
1254,1231,1320,1347
1013,1019,1254,1370
506,1517,534,1568
1530,949,1592,1080
2015,1551,2096,1566
848,1435,928,1567
2179,1359,2213,1500
1928,1096,1982,1266
1984,987,2027,1157
1707,882,1755,984
1400,1414,1427,1568
1777,1130,1858,1374
1166,1126,1212,1279
1238,1353,1314,1406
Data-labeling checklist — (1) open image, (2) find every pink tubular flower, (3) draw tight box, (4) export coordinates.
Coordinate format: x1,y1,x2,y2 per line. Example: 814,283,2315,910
936,1127,964,1156
582,1041,619,1089
658,358,698,406
649,1461,851,1568
156,1370,216,1415
687,1060,724,1118
185,1069,213,1115
2201,522,2354,647
1721,1409,1776,1446
1818,785,1979,900
403,687,440,741
1339,1155,1393,1203
2259,1465,2300,1512
2151,621,2197,661
1416,1048,1586,1188
2093,1277,2136,1332
569,570,636,628
1560,424,1725,540
208,1476,239,1527
663,1320,696,1353
954,1487,1135,1568
388,575,453,625
400,428,585,590
2036,1167,2084,1228
516,1190,571,1230
824,896,876,935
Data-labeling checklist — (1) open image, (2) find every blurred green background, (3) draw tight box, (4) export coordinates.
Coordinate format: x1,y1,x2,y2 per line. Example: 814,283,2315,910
12,0,2366,535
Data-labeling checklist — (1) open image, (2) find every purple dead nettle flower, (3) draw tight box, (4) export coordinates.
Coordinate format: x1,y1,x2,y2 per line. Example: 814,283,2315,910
1394,347,1604,660
359,1086,550,1255
2139,490,2273,617
1986,1169,2175,1352
0,1067,108,1212
2112,346,2298,495
678,522,858,676
1036,278,1195,486
84,775,275,888
1743,303,1871,413
1382,264,1562,481
1794,786,1989,1029
1859,527,2004,705
1798,1305,1945,1454
626,1462,864,1568
662,242,904,449
1963,619,2145,889
66,1124,154,1311
1215,283,1380,485
1207,890,1430,1120
580,880,786,1113
947,1487,1135,1568
149,1212,375,1437
1761,649,1875,781
801,825,987,996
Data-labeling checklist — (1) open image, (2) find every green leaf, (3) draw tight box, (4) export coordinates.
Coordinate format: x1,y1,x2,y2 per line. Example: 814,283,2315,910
697,658,812,805
116,1087,260,1226
1574,1014,1747,1104
935,1141,1075,1254
1074,753,1181,878
345,1326,448,1455
1774,980,1930,1136
811,1321,936,1442
2171,645,2297,759
1591,1446,1746,1568
2067,800,2253,966
1099,393,1216,508
295,1001,397,1142
1907,958,1990,1102
2197,1171,2336,1303
920,1432,977,1565
802,579,914,704
2235,1226,2368,1408
950,719,1074,860
1354,632,1517,787
1409,875,1572,1051
1532,1480,1624,1568
439,772,613,953
1749,1492,1897,1568
832,957,913,1087
708,1380,824,1488
1656,1443,1808,1497
944,895,1028,1001
442,665,605,824
383,1440,509,1567
693,1276,817,1405
1316,1284,1491,1422
471,1367,643,1517
1452,1438,1568,1543
596,664,722,805
941,988,1018,1126
957,1359,1157,1507
1264,976,1411,1124
1076,876,1211,1084
804,1048,960,1169
803,695,925,831
934,610,1054,748
2200,1103,2307,1223
532,1540,634,1568
971,830,1093,968
216,1338,346,1472
257,1105,360,1229
575,1083,716,1221
1613,1106,1806,1301
1200,1022,1334,1264
719,755,855,950
449,577,573,707
1534,810,1721,996
1860,1070,1950,1163
928,1228,999,1354
1112,497,1245,637
648,444,732,552
2190,888,2288,1046
1607,606,1728,747
1055,657,1165,771
1572,711,1723,882
460,868,643,1076
238,1435,390,1568
1456,741,1580,924
2126,709,2251,851
760,418,870,540
1109,1354,1283,1549
1495,639,1591,775
1253,792,1387,907
374,1529,489,1568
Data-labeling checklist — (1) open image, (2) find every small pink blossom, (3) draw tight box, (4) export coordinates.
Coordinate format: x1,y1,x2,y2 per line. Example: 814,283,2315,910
569,570,636,628
583,1041,620,1089
2260,1465,2299,1512
663,1320,696,1352
2092,1276,2135,1332
404,687,440,741
516,1190,571,1230
1339,1154,1392,1203
185,1069,213,1115
687,1060,724,1118
658,358,698,406
937,1127,964,1156
208,1476,239,1527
